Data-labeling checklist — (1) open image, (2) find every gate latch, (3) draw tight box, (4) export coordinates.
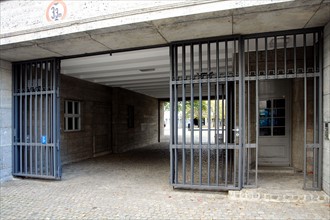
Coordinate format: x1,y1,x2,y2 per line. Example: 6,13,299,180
233,128,240,137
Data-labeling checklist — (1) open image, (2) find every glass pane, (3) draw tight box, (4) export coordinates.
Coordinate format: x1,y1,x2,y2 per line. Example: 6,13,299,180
68,117,73,130
273,118,285,126
273,109,285,117
74,102,79,114
260,118,271,127
74,117,80,130
260,109,271,117
67,101,73,114
273,127,285,135
260,128,271,136
274,99,285,108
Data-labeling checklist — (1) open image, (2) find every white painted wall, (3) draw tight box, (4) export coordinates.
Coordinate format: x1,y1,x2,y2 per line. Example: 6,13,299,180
0,59,12,182
323,20,330,196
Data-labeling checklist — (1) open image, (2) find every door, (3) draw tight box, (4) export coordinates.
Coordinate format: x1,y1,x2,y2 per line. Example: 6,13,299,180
258,79,291,166
12,59,61,179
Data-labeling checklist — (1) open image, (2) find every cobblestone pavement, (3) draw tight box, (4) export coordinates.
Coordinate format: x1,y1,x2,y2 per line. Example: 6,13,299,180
1,143,329,219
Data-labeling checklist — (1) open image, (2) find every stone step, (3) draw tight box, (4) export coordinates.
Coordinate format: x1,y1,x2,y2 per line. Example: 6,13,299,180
228,189,330,204
251,166,295,174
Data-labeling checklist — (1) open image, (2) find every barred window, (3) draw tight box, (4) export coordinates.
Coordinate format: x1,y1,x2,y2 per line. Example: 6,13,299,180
64,100,81,131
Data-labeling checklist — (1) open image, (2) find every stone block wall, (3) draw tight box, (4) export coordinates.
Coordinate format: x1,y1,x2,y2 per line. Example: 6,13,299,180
322,21,330,196
111,87,158,153
60,74,113,164
60,75,160,163
0,60,12,182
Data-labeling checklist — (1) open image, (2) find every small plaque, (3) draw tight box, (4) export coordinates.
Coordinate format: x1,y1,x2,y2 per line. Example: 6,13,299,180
41,136,47,144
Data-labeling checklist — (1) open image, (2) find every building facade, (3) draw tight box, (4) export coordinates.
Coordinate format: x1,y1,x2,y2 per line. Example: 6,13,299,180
0,0,329,195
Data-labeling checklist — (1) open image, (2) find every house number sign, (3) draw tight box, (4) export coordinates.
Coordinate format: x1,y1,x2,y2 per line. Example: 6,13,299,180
46,0,67,22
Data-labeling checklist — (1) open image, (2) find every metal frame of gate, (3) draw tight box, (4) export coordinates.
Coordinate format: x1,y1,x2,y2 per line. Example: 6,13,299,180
170,27,323,191
170,36,244,190
12,58,61,179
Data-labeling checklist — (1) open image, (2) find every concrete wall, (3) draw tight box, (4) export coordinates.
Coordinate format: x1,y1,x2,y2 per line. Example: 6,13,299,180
322,21,330,196
60,74,113,164
0,60,12,182
111,88,158,153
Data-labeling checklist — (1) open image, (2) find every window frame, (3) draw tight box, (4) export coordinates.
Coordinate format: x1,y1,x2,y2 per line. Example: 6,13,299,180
64,100,81,132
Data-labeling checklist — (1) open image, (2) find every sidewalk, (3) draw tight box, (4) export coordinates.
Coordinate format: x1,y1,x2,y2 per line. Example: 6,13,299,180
1,143,329,219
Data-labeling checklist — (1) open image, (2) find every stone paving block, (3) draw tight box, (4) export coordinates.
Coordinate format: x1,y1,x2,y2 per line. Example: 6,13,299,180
0,143,329,219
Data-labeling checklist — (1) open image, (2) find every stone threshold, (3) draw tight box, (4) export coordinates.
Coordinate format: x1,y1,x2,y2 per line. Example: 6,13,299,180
228,189,330,204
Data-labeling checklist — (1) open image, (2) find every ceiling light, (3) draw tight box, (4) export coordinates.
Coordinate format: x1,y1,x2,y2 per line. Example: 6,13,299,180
139,68,155,72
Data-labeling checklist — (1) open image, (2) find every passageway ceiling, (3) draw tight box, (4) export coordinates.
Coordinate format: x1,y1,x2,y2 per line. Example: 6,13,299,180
1,0,329,99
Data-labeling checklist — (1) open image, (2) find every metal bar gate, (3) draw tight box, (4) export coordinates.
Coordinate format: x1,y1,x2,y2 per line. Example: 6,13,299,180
12,59,61,179
170,37,246,190
170,28,323,191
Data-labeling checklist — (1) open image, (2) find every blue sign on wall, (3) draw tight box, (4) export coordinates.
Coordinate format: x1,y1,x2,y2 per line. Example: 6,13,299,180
41,136,47,144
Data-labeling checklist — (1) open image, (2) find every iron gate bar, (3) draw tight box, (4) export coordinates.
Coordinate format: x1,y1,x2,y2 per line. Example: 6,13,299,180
182,44,186,185
255,37,259,187
284,35,287,77
265,37,268,79
190,43,195,185
318,31,323,190
215,41,219,185
207,42,211,186
13,59,61,179
199,43,202,185
239,36,244,189
303,33,307,189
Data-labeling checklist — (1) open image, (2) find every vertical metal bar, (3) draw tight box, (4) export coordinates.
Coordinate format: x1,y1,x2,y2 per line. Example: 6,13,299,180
40,61,51,176
294,34,297,77
207,42,211,185
45,61,49,176
238,37,245,188
284,35,287,77
46,61,49,175
182,45,186,184
12,65,16,174
29,63,33,174
52,60,57,176
19,64,23,174
239,37,244,189
255,38,259,186
24,63,28,175
225,40,229,187
169,46,174,184
274,36,277,77
234,45,237,186
312,33,317,188
265,37,268,78
199,43,203,185
40,62,44,176
190,44,194,185
216,41,220,185
247,39,250,185
303,33,307,188
318,31,323,189
35,63,38,175
56,59,61,178
174,46,178,184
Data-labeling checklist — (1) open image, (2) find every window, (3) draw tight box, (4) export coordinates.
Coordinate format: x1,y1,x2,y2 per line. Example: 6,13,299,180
64,100,81,131
259,99,285,136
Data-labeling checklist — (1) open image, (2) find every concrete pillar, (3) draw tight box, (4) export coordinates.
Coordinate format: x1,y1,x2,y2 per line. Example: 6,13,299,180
0,59,12,182
323,21,330,196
